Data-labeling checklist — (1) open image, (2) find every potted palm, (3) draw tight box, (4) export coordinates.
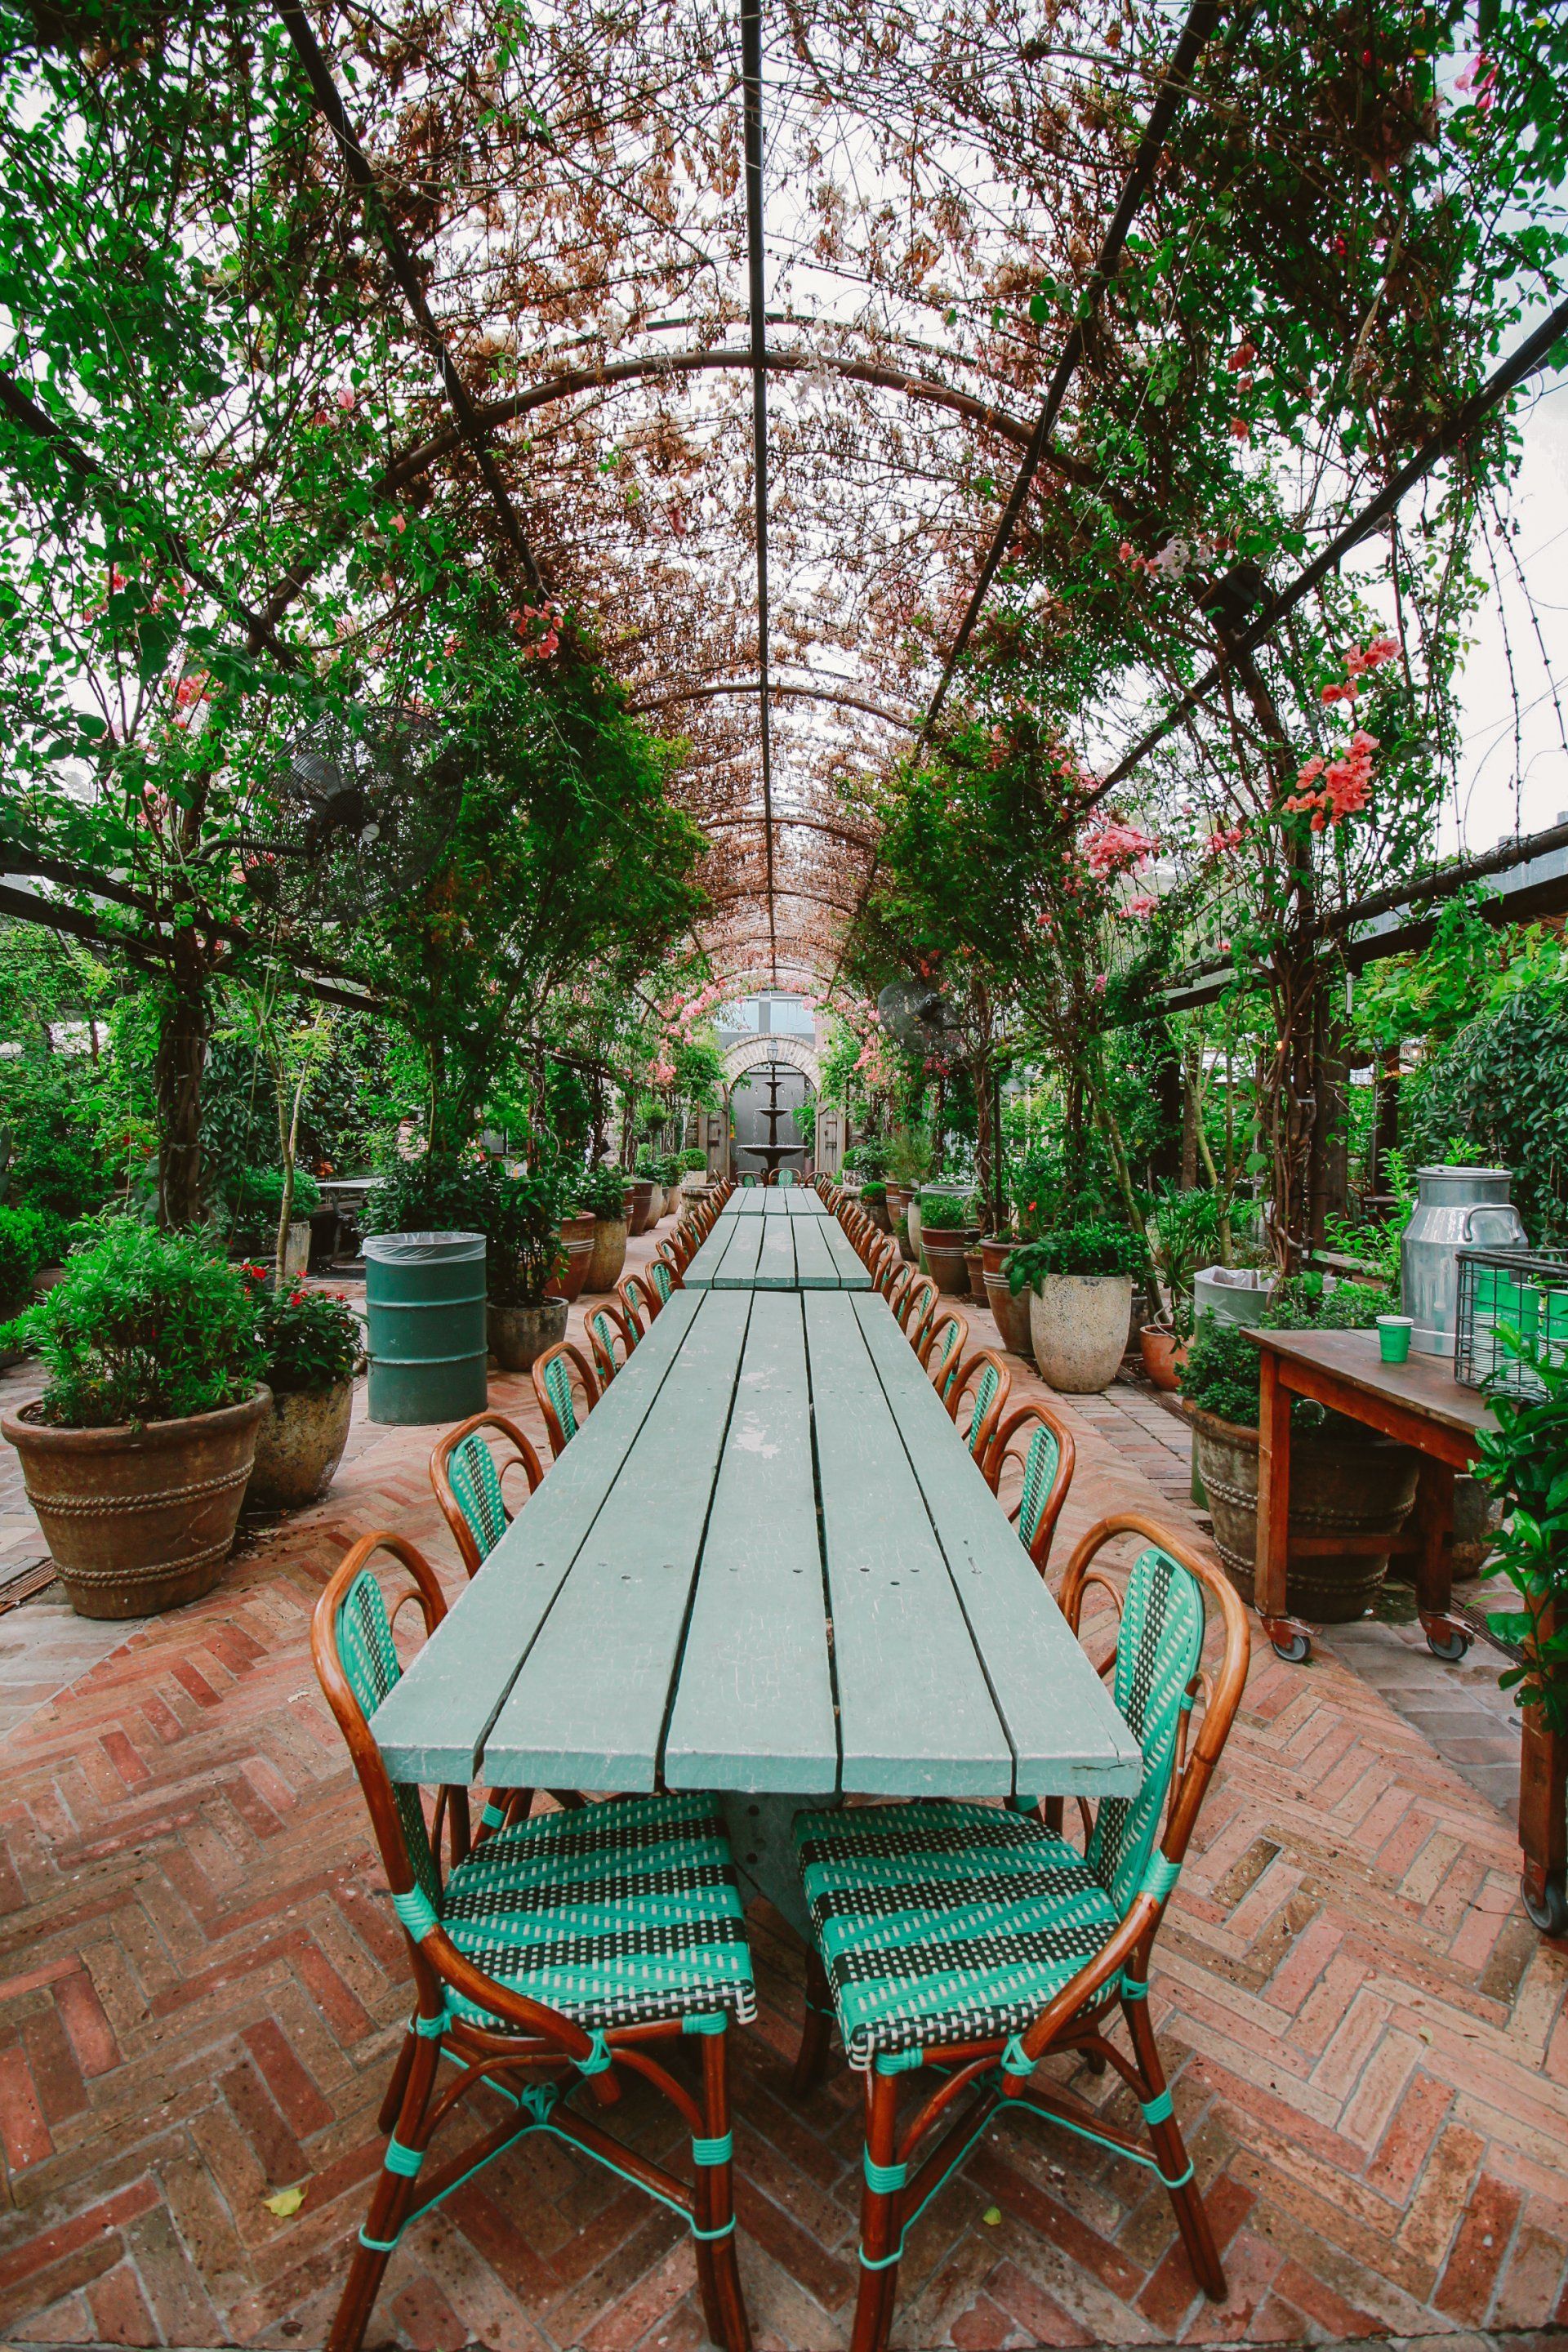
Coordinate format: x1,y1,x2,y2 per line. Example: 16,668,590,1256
1179,1280,1420,1620
1,1224,268,1617
485,1165,571,1370
1143,1186,1222,1392
1009,1218,1146,1392
583,1160,632,1290
243,1272,360,1507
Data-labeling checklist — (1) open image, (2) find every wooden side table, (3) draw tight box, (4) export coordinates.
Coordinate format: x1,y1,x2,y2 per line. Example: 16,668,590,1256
1248,1330,1567,1937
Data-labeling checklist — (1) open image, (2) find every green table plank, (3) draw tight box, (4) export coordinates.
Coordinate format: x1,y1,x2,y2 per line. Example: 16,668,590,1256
683,1219,741,1290
789,1216,840,1289
822,1218,873,1289
852,1294,1143,1799
783,1192,826,1216
663,1293,837,1793
804,1291,1013,1796
479,1291,753,1790
713,1218,764,1288
754,1216,799,1290
369,1290,701,1784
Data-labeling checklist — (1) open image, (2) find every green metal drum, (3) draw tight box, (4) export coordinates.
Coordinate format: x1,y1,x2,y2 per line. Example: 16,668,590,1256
364,1232,488,1425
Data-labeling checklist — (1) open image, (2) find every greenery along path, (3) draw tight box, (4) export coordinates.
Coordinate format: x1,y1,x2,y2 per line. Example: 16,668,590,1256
0,1239,1561,2350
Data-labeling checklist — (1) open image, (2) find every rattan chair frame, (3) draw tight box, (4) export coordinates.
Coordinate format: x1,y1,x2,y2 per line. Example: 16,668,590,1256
982,1400,1077,1575
920,1309,969,1396
586,1301,639,1388
942,1348,1011,1464
430,1413,546,1580
532,1341,601,1456
791,1512,1250,2352
313,1533,753,2352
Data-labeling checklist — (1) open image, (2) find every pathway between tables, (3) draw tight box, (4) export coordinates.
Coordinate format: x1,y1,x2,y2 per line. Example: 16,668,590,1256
0,1236,1564,2350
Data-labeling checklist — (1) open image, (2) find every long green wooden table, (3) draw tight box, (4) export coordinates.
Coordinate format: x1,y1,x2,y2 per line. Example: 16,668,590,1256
372,1288,1142,1929
716,1188,827,1216
685,1207,869,1290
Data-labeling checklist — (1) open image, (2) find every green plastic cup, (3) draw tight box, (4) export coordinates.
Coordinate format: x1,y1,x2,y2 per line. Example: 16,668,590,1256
1377,1316,1414,1365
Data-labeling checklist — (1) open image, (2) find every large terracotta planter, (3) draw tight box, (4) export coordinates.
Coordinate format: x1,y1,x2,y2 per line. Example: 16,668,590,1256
586,1216,628,1292
986,1270,1032,1357
922,1231,972,1296
549,1235,594,1304
980,1236,1015,1278
1028,1274,1133,1394
248,1379,353,1509
488,1297,568,1373
1140,1325,1189,1392
2,1387,270,1619
1188,1405,1419,1623
626,1179,656,1237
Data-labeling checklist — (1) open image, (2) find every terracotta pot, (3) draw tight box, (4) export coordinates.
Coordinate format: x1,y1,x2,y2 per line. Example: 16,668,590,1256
248,1379,353,1509
586,1217,628,1292
985,1269,1032,1357
980,1235,1016,1277
1139,1325,1189,1392
561,1211,597,1244
922,1231,971,1297
1188,1405,1419,1623
964,1248,986,1300
1028,1273,1133,1393
488,1297,568,1373
625,1179,656,1237
2,1387,270,1619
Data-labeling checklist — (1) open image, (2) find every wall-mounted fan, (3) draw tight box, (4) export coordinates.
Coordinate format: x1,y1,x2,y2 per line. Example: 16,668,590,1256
239,709,464,923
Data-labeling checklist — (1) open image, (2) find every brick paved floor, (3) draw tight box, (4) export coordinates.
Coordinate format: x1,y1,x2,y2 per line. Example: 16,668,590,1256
0,1234,1564,2350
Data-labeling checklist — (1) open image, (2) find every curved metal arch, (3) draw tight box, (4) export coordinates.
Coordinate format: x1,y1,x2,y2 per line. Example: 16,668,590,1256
705,884,863,919
381,345,1102,497
630,678,918,731
699,813,876,853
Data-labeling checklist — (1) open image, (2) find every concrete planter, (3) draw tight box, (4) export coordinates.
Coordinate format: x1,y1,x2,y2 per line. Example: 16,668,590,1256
488,1297,568,1374
281,1219,311,1278
586,1217,628,1293
1028,1273,1133,1393
248,1379,353,1509
1189,1405,1419,1622
2,1386,270,1618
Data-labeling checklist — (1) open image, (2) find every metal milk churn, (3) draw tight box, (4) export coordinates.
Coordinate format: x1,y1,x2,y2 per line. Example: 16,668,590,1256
1400,1166,1526,1357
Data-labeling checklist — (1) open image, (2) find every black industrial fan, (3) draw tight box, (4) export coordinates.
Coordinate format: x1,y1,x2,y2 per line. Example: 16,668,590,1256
876,975,965,1061
238,708,465,921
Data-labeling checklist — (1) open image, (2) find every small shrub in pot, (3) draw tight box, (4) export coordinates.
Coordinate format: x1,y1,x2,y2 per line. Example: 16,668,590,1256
243,1271,361,1508
1009,1219,1144,1392
0,1225,269,1616
581,1160,632,1290
483,1165,571,1370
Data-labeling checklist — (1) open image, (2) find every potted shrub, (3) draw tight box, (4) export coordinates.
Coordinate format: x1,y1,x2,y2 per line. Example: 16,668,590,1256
227,1167,323,1278
484,1165,571,1371
1009,1219,1146,1392
583,1160,632,1290
1,1225,268,1617
1143,1186,1222,1392
921,1193,980,1296
243,1272,360,1507
860,1179,891,1234
1179,1280,1420,1621
552,1187,596,1303
625,1165,657,1236
679,1146,709,1205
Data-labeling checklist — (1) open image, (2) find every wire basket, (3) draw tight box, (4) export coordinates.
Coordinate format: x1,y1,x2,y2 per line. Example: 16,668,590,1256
1453,1245,1568,1396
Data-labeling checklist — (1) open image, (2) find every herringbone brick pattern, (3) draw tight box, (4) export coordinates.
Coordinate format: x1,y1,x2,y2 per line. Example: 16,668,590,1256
0,1238,1564,2350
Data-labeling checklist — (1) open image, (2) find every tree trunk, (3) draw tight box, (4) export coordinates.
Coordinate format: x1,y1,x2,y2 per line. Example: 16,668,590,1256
1180,1033,1200,1190
1308,963,1351,1248
1371,1047,1401,1196
155,932,209,1229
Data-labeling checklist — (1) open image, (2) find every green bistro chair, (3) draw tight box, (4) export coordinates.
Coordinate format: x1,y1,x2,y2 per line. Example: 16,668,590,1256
430,1413,546,1580
943,1348,1010,1465
313,1533,756,2352
898,1276,939,1359
983,1401,1076,1576
777,1166,795,1188
920,1309,969,1400
648,1254,683,1306
586,1301,639,1388
532,1341,600,1457
790,1512,1250,2352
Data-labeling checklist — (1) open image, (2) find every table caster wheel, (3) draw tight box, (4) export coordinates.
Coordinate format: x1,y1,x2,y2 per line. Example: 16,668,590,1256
1425,1624,1469,1663
1521,1871,1568,1937
1272,1629,1312,1664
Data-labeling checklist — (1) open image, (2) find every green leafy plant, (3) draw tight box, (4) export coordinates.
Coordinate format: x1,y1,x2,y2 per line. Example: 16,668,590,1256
1178,1278,1383,1429
860,1180,887,1205
1009,1220,1145,1287
241,1269,361,1396
581,1161,632,1221
680,1147,708,1173
1177,1312,1263,1426
363,1154,492,1237
226,1166,323,1259
3,1226,263,1429
0,1206,50,1316
483,1166,570,1308
1325,1148,1415,1297
1147,1185,1223,1338
884,1127,933,1189
920,1192,979,1232
1474,1330,1568,1732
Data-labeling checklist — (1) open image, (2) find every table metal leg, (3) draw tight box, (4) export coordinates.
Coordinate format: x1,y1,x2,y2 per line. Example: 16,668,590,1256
1256,1349,1312,1663
1406,1456,1471,1662
719,1791,818,1940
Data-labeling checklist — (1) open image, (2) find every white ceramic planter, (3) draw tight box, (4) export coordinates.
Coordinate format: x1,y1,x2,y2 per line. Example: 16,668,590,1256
1028,1273,1134,1393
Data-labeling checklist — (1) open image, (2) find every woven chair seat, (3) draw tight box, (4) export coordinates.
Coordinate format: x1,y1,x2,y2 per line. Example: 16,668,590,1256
793,1802,1121,2069
439,1791,757,2034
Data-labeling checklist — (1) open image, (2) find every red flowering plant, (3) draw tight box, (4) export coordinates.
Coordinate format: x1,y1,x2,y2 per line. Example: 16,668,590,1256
239,1267,362,1398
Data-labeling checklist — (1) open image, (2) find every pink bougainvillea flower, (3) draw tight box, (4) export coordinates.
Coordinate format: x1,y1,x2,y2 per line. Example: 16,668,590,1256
1321,679,1357,705
1207,820,1245,853
336,386,356,412
1230,417,1250,441
1122,894,1159,919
